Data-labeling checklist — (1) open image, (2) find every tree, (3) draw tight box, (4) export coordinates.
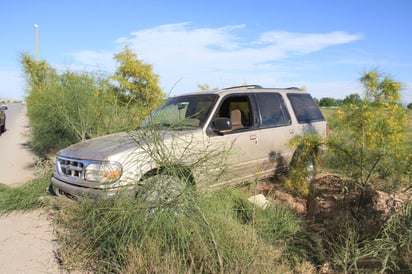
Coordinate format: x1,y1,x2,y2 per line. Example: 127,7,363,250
22,55,78,155
111,46,165,110
319,97,337,107
407,103,412,110
22,54,128,156
343,93,362,106
330,70,409,202
335,99,343,106
21,53,58,93
21,48,170,156
54,71,110,142
360,71,401,103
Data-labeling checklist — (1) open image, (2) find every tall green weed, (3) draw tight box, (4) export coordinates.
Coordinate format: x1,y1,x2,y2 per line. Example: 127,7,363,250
21,54,163,157
53,188,304,273
0,174,51,214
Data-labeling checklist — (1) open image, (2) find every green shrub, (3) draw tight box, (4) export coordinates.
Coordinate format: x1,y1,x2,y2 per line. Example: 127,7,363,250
285,134,326,195
21,51,164,157
54,188,298,273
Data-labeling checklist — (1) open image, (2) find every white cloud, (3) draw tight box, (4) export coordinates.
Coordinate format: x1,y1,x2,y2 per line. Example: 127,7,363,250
63,23,364,97
258,31,362,55
118,23,245,51
114,23,362,72
102,23,361,92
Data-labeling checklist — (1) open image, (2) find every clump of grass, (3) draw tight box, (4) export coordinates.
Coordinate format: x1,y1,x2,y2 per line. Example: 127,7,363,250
53,187,307,273
231,191,322,268
232,191,303,243
254,205,302,244
283,230,325,269
0,173,51,214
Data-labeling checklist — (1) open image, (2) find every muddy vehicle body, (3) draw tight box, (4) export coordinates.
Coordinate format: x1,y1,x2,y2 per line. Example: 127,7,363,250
51,85,327,197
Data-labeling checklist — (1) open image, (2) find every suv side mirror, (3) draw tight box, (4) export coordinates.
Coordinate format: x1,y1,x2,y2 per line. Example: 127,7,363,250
1,106,7,111
213,117,232,132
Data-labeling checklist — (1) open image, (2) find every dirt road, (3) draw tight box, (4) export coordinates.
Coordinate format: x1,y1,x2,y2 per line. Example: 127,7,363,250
0,104,60,273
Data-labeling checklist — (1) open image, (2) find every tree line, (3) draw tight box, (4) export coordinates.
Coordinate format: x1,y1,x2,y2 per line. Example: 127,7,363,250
316,93,412,108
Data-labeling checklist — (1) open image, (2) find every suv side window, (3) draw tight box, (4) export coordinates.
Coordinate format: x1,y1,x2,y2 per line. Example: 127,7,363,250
256,93,291,127
216,95,253,131
287,93,325,123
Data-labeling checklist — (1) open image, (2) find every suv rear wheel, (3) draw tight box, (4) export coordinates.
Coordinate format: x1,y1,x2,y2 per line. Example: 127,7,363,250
290,148,318,180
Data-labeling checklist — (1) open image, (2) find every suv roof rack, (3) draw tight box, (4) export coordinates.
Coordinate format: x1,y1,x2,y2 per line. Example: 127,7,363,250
222,85,263,90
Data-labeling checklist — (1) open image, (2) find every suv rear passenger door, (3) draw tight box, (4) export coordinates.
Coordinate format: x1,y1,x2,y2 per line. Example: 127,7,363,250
254,93,296,176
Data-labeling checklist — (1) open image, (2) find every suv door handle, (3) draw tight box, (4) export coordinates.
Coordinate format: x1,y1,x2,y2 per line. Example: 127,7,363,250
249,134,257,140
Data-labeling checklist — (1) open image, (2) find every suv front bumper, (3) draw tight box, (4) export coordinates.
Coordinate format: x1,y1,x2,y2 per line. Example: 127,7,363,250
50,176,121,198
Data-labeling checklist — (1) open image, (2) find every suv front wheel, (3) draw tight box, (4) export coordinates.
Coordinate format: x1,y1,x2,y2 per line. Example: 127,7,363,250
0,121,5,134
137,168,194,215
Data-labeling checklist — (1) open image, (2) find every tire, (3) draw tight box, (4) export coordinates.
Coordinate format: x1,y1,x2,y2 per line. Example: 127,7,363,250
137,168,194,215
49,184,63,196
291,148,318,180
48,184,58,196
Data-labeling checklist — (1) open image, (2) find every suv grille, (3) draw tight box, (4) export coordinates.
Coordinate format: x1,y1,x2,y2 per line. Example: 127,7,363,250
56,157,86,178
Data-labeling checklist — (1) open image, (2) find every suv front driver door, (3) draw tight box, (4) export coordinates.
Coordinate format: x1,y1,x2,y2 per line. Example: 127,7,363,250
209,94,261,184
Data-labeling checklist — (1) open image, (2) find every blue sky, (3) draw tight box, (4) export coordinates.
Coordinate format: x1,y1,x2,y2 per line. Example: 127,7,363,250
1,0,412,104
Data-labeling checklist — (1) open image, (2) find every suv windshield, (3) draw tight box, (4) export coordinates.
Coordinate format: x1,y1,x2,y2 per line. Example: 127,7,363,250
142,94,217,130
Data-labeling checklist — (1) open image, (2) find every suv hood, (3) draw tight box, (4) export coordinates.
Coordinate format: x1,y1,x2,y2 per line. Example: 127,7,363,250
58,132,141,161
57,129,203,161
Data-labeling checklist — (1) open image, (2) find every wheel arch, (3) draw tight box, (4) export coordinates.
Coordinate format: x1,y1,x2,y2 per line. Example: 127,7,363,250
141,164,195,186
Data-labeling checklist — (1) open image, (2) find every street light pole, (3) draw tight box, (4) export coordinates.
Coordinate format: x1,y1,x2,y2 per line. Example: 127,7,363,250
34,24,39,63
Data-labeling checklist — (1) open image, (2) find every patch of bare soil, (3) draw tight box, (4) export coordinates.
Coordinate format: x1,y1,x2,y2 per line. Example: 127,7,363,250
258,173,412,240
254,174,412,272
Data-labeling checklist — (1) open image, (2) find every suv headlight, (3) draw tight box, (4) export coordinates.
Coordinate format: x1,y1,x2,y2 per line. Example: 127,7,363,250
84,161,122,183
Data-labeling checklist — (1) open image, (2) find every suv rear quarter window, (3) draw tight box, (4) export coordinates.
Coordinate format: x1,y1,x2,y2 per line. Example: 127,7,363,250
287,93,325,123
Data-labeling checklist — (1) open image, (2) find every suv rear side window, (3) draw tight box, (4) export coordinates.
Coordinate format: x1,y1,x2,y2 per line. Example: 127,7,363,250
287,93,325,123
256,93,291,127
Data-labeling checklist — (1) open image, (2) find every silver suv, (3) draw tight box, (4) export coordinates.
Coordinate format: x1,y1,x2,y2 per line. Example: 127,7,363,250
51,85,327,197
0,103,7,134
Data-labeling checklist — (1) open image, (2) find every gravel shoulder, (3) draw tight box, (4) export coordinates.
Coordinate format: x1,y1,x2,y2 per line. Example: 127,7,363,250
0,104,60,273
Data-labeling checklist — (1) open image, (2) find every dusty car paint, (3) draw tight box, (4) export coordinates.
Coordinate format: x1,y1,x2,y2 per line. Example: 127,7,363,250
51,86,327,197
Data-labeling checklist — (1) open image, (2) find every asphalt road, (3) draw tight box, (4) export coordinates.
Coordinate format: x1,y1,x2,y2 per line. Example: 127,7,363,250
0,103,60,273
0,103,36,185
